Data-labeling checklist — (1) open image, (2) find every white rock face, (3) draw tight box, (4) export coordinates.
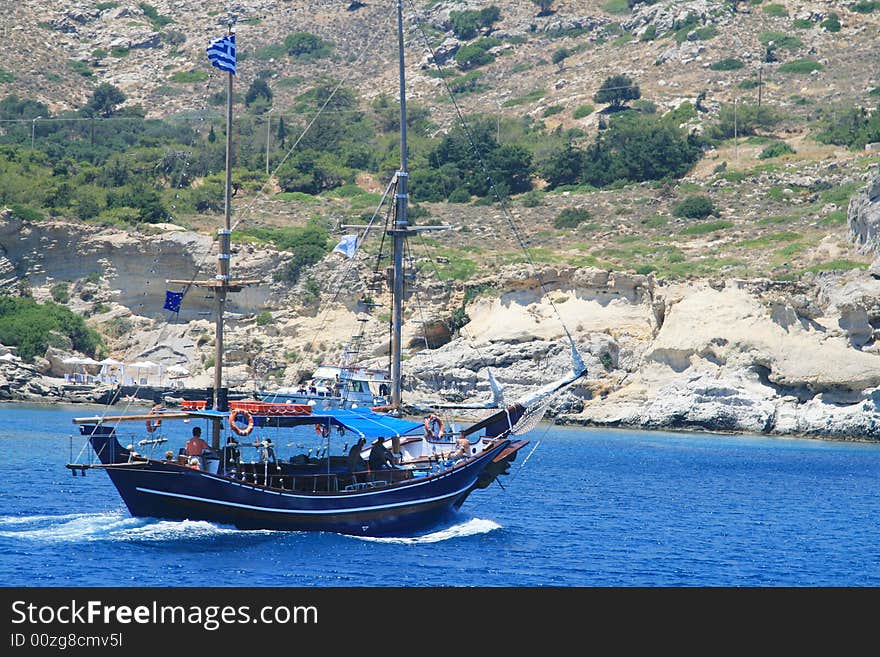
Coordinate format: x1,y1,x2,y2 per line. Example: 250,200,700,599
6,209,880,441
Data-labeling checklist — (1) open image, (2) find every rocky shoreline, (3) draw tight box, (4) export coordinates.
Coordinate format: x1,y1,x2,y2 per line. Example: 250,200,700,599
3,174,880,443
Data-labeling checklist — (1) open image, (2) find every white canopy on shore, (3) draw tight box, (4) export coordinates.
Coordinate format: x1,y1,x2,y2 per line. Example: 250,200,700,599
129,360,159,369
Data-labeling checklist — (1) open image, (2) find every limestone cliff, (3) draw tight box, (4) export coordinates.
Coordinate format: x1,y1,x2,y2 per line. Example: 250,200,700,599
4,174,880,443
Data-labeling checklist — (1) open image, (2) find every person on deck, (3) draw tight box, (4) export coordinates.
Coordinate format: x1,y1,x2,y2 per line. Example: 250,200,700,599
185,426,210,456
257,439,276,465
368,437,396,470
348,437,367,472
448,435,471,460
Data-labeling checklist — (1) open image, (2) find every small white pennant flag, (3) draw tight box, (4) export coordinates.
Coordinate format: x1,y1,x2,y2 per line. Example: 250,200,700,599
332,234,358,259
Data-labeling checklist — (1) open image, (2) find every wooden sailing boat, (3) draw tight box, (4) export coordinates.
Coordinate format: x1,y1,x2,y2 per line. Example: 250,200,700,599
66,4,586,536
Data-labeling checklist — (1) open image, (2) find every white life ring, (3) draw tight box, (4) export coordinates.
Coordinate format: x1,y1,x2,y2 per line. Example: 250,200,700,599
424,414,444,440
229,409,254,436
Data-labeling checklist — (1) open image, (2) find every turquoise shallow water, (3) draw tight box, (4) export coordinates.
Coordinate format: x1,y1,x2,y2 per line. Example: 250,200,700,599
2,402,879,587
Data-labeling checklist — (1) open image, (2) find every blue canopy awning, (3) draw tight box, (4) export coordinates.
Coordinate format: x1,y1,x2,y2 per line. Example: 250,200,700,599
311,409,423,438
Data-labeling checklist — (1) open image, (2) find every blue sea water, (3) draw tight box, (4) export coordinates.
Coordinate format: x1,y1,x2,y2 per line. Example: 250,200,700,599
1,402,879,587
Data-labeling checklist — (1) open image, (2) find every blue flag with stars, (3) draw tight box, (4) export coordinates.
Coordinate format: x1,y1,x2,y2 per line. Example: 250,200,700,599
207,33,236,75
163,291,184,313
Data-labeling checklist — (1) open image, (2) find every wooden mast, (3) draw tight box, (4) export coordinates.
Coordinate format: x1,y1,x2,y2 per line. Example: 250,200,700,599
389,0,408,412
167,21,258,450
388,1,451,414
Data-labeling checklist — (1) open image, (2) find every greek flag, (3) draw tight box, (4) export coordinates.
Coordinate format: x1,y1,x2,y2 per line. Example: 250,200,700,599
207,34,236,75
332,234,358,259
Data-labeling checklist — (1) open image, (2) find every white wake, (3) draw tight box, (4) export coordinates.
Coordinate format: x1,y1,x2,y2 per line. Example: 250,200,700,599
356,517,501,544
0,512,267,543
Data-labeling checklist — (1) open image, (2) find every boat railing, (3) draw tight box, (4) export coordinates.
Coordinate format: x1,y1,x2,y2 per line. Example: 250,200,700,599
227,465,413,493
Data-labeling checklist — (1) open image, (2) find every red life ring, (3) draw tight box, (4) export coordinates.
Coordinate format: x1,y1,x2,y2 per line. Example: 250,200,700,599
424,414,444,440
230,409,254,436
145,407,162,433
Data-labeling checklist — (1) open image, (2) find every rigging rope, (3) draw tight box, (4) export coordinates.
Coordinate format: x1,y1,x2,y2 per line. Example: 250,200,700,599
407,0,577,347
168,3,397,392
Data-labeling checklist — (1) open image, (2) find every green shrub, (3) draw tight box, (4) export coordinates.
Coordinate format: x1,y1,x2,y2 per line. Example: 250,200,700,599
709,102,779,140
673,195,716,219
602,0,630,15
454,44,495,70
447,70,485,94
138,3,173,29
448,187,472,203
542,105,564,117
284,32,333,59
170,69,208,83
503,89,546,107
0,296,103,361
762,3,788,17
68,60,93,78
255,311,273,326
50,283,70,304
758,32,803,51
803,259,867,274
449,6,501,40
759,141,796,159
573,104,594,119
246,222,330,284
814,106,880,149
710,58,744,71
8,204,45,222
850,2,879,14
254,43,286,60
520,190,544,207
551,48,570,65
777,59,823,74
553,207,593,229
680,220,732,235
820,14,841,31
690,26,719,41
640,25,657,41
594,74,640,109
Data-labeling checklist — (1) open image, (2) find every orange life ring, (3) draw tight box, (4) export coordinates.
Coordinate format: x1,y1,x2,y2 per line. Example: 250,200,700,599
229,409,254,436
145,407,162,433
424,414,444,440
314,423,330,438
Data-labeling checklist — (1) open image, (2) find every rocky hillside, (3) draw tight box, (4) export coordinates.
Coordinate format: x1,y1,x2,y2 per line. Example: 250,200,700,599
4,1,878,124
2,1,880,440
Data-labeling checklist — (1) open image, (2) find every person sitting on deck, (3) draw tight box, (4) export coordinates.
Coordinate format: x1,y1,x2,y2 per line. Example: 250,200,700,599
448,435,471,461
184,427,211,470
368,437,396,470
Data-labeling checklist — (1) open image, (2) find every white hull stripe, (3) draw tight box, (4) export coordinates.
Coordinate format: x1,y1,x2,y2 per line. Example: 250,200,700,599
135,484,473,515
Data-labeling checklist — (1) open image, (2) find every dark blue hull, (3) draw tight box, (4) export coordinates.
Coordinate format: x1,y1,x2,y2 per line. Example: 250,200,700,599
87,432,515,536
